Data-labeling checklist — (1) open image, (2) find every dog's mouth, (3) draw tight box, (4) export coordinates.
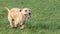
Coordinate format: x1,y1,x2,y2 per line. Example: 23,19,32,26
24,14,31,19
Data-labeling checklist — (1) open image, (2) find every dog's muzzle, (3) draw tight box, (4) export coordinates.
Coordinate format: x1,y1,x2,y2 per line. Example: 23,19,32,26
24,13,31,19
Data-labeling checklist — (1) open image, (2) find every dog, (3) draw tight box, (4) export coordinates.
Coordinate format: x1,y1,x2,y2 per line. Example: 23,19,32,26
5,7,31,29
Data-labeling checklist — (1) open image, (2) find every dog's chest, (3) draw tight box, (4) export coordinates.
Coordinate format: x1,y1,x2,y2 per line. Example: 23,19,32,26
19,15,26,22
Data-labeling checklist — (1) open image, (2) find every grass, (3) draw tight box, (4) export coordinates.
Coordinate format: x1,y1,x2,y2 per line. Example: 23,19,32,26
0,0,60,34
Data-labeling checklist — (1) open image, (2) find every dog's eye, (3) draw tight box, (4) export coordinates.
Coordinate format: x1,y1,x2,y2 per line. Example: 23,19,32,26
19,10,21,12
29,10,30,11
25,10,27,12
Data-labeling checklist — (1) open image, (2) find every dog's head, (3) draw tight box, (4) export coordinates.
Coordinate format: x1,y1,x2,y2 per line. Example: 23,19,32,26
22,8,31,19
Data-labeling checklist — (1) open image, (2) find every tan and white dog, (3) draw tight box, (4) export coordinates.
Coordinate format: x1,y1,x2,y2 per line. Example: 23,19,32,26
5,7,31,29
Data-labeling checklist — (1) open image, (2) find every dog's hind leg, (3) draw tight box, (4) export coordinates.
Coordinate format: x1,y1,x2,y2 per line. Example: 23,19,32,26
8,16,13,28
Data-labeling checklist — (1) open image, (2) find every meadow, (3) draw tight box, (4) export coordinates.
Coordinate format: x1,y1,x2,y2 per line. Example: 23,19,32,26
0,0,60,34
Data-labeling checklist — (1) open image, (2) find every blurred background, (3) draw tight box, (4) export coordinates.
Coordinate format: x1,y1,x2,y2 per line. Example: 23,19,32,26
0,0,60,34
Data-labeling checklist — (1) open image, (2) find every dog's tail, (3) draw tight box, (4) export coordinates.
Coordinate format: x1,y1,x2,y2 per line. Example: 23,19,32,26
4,7,10,12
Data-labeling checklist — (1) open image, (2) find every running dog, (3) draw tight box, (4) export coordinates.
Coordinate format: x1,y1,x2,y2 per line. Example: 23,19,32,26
5,7,31,29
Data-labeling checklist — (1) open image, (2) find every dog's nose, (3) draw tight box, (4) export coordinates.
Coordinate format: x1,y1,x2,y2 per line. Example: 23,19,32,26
29,13,31,15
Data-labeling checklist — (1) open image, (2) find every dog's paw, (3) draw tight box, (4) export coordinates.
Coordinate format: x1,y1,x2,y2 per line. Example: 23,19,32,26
20,27,24,30
13,27,17,29
20,26,25,30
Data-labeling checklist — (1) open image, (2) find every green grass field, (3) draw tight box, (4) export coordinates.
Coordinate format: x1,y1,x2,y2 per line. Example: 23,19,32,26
0,0,60,34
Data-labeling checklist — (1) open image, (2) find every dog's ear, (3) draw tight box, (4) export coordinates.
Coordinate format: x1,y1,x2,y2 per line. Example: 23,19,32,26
19,10,21,12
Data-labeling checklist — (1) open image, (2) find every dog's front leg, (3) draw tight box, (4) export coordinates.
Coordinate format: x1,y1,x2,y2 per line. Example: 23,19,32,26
20,25,25,29
14,21,18,28
14,19,19,28
20,21,25,29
